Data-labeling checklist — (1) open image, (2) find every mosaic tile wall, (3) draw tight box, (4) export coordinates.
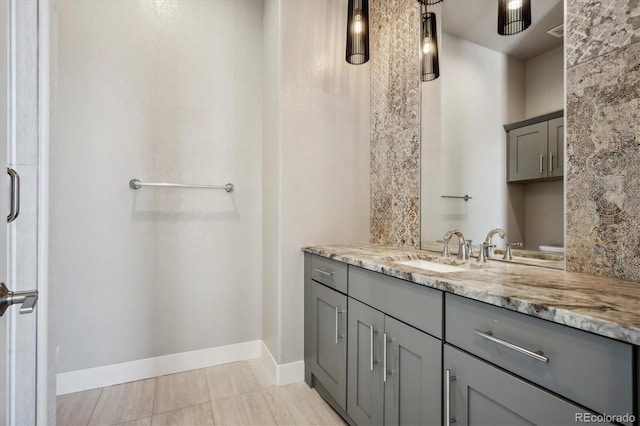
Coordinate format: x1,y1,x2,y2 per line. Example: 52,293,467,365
566,0,640,281
370,0,421,247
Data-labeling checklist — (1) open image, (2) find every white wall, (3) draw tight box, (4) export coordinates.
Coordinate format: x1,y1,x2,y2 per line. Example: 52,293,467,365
262,0,370,364
523,180,564,251
525,45,564,118
422,32,525,245
52,0,263,373
522,45,564,249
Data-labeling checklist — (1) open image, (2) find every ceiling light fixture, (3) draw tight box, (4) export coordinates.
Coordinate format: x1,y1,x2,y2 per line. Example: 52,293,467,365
420,9,440,81
497,0,531,35
346,0,369,65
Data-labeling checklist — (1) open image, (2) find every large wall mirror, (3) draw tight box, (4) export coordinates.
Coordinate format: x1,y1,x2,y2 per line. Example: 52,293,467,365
420,0,564,256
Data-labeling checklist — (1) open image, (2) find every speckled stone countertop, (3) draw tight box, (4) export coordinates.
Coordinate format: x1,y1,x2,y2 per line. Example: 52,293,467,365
303,243,640,346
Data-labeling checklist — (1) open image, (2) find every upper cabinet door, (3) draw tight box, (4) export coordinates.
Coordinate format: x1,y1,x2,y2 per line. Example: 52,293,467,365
547,117,564,179
507,122,547,182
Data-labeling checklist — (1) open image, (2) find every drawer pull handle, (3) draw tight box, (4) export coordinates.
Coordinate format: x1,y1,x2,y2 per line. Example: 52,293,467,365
313,268,334,278
335,307,345,344
474,329,549,363
445,369,456,425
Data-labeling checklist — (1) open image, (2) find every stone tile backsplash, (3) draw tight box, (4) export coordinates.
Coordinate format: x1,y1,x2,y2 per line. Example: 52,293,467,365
567,0,640,67
370,0,421,247
566,41,640,281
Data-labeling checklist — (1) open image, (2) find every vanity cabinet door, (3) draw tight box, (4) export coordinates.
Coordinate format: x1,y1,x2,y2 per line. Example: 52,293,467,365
306,280,348,411
547,117,564,178
508,121,547,182
444,345,611,426
348,298,385,426
384,316,441,426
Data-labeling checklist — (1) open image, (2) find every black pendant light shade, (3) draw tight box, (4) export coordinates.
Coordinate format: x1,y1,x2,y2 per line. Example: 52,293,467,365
421,11,439,82
497,0,531,35
346,0,369,65
416,0,444,5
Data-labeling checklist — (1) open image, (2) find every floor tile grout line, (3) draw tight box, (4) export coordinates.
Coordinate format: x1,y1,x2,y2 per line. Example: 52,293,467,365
86,387,105,426
150,377,159,419
202,366,218,425
150,400,214,417
258,387,282,425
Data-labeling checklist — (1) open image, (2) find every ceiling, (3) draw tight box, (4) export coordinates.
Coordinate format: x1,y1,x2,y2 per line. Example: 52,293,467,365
441,0,564,60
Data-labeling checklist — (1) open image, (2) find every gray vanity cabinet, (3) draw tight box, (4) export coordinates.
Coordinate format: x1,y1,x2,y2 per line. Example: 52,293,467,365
304,253,348,412
347,298,385,425
506,111,564,182
384,316,441,426
347,297,442,426
443,345,610,426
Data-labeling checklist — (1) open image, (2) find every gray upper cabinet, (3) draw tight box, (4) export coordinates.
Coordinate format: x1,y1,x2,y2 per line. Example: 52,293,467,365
506,111,564,182
304,254,348,412
444,345,612,426
547,117,564,178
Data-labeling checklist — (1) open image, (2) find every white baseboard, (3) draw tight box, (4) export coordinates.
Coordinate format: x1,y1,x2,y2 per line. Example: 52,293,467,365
57,340,262,395
259,341,305,386
56,340,305,395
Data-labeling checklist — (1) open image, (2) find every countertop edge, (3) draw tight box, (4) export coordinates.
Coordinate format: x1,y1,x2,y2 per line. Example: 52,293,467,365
303,246,640,346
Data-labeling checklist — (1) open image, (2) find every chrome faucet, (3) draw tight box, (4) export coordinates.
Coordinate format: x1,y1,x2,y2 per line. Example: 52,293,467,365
443,229,469,260
484,228,506,258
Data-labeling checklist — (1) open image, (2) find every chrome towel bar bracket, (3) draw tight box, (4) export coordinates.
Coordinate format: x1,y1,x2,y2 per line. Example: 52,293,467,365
129,179,234,193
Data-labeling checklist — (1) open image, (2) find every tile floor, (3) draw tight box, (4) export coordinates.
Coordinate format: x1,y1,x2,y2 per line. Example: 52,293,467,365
57,360,346,426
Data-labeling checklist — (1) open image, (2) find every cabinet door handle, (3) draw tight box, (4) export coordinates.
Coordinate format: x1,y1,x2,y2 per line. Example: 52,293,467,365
334,307,344,344
369,324,379,371
445,369,456,426
383,333,390,382
474,329,549,363
539,154,544,174
549,152,554,173
313,268,334,277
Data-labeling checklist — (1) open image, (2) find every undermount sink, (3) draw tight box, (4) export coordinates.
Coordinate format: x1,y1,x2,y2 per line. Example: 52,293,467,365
393,259,466,273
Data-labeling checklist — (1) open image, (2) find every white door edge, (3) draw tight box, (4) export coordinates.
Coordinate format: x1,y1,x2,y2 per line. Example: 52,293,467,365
36,0,51,424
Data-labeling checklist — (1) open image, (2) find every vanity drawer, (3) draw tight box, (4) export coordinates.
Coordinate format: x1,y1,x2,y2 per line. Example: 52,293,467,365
310,255,348,294
445,293,633,421
349,266,442,339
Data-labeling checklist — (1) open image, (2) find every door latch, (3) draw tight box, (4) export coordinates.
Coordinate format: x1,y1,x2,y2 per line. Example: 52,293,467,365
0,282,38,316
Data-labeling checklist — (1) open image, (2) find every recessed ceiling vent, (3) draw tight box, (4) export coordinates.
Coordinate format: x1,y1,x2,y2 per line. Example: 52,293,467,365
546,23,564,38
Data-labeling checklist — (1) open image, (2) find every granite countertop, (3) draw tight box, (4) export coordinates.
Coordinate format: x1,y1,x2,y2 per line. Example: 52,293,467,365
303,243,640,346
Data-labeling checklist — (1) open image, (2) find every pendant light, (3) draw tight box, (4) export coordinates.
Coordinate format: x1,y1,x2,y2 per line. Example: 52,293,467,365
498,0,531,35
420,9,439,81
416,0,444,4
346,0,369,65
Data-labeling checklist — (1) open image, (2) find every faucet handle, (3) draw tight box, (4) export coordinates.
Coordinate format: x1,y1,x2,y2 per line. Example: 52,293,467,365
465,240,473,257
503,242,523,260
477,243,495,263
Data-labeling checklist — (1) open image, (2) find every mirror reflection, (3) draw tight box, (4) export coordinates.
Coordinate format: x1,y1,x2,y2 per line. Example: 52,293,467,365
420,0,564,261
